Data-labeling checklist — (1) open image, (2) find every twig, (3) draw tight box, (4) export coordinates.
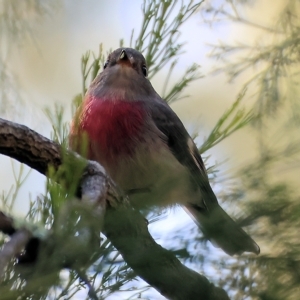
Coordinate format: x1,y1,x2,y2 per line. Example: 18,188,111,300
0,212,15,235
76,269,98,300
0,228,32,279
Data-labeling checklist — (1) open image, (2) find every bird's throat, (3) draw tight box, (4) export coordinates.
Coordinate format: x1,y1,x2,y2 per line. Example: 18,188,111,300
78,96,147,160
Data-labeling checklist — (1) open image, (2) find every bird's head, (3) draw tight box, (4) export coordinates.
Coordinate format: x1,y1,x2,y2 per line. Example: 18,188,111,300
89,48,158,101
104,48,148,77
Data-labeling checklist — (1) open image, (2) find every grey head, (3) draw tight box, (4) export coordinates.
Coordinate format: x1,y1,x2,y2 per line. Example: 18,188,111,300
89,48,159,101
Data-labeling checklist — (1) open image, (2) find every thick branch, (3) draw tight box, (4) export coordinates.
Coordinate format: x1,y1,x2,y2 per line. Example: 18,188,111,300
0,117,229,300
104,207,229,300
0,118,62,174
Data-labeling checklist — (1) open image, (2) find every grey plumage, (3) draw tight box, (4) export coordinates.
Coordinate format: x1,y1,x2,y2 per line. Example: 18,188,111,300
70,48,260,256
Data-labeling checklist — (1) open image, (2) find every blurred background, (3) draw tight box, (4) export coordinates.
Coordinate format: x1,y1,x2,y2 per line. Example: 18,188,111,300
0,0,275,215
1,0,300,299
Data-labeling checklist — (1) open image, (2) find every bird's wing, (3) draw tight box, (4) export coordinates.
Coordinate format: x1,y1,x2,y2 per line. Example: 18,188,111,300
147,99,260,255
146,99,218,208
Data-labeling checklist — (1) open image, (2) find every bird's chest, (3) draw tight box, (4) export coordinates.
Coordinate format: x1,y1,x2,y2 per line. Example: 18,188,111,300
76,97,193,208
81,98,148,159
79,98,164,185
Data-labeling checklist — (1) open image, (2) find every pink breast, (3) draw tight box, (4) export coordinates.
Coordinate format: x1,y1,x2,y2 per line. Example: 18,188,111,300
78,96,147,160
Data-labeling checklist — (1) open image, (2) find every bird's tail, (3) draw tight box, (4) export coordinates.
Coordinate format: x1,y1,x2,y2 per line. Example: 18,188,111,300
185,204,260,256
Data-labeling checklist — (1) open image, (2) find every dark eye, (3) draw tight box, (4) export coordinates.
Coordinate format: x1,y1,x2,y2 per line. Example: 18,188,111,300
142,65,147,77
104,60,109,69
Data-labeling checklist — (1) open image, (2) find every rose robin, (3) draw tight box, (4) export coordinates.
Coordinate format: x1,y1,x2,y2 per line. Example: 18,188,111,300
70,48,260,255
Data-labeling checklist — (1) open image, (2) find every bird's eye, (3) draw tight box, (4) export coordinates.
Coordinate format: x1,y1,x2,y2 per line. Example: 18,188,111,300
142,65,147,77
104,60,109,69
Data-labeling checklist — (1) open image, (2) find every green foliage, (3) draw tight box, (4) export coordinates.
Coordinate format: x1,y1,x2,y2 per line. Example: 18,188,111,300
80,45,106,99
200,0,300,299
133,0,202,75
199,89,253,154
44,104,70,147
204,0,300,121
131,0,204,102
1,161,31,211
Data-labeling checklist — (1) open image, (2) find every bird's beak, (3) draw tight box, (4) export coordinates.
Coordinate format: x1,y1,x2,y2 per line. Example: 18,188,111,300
117,49,133,66
119,49,127,61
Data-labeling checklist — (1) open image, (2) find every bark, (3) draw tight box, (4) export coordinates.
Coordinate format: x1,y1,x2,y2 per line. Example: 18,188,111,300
0,117,230,300
0,118,62,174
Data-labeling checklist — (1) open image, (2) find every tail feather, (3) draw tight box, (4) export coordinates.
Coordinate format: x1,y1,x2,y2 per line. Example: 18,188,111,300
185,204,260,256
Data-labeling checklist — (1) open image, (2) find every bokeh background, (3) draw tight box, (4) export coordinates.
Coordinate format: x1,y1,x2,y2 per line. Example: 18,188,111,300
0,0,281,214
1,1,299,299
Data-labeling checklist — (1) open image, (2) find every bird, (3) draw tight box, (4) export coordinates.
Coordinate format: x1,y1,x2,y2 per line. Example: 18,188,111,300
69,47,260,256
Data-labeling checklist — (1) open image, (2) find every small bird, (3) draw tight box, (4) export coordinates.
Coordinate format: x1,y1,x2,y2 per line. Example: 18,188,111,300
70,48,260,256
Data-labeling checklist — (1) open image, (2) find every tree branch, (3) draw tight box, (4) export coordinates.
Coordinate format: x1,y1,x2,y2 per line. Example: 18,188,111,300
0,117,229,300
0,118,62,174
0,228,32,279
